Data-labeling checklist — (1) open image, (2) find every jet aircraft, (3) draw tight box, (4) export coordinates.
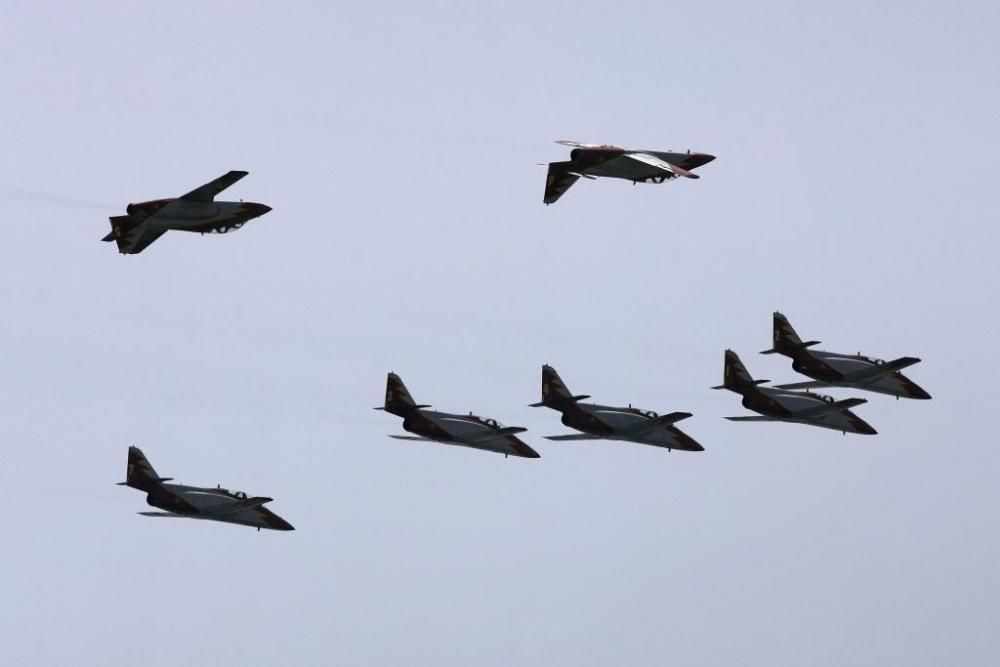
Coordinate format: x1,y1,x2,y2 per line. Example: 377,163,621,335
102,170,271,254
376,373,540,458
530,365,703,451
117,446,294,531
761,312,931,400
713,350,877,435
542,140,715,204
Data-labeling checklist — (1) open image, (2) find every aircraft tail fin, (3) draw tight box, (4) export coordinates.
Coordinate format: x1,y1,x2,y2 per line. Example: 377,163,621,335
533,365,589,409
103,215,142,253
381,372,424,417
119,446,172,491
712,350,767,391
761,311,820,354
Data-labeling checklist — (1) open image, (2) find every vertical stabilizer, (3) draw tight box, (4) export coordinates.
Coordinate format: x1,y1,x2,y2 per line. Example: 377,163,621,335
713,350,759,391
119,446,168,491
383,372,420,417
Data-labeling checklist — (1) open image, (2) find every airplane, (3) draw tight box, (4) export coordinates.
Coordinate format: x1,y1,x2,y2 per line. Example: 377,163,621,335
530,364,704,452
376,372,540,458
712,350,877,435
102,170,271,254
761,312,931,400
117,446,294,531
542,140,715,204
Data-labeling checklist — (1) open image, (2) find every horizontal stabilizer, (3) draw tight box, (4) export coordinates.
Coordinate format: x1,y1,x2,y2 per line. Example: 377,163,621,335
374,404,430,410
389,434,433,441
760,341,820,354
544,433,603,441
138,511,189,518
725,416,776,422
714,380,768,389
833,397,867,410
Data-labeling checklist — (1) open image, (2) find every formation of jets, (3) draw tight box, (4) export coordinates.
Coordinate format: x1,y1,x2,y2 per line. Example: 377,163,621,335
716,312,930,437
103,146,931,532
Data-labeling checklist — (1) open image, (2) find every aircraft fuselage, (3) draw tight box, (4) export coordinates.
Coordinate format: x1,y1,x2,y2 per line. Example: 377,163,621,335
146,483,293,530
127,198,271,235
558,402,703,450
786,349,930,399
736,385,876,434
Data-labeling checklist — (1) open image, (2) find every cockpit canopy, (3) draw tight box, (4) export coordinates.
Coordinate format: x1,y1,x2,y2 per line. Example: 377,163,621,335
468,413,502,428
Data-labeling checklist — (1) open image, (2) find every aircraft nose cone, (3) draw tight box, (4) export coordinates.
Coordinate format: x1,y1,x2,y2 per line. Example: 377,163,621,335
244,202,272,218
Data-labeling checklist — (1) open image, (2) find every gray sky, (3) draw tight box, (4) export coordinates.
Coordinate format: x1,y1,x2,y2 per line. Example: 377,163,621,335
1,1,998,665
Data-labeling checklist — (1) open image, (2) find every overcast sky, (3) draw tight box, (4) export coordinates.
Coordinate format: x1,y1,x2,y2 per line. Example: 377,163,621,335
1,2,998,665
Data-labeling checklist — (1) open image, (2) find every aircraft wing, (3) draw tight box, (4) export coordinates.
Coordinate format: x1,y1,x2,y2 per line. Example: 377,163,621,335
725,416,777,421
200,497,274,517
180,170,249,202
389,434,434,441
464,427,527,443
624,152,699,179
849,356,923,382
114,221,167,255
774,380,830,390
544,161,580,204
796,397,867,419
544,433,603,440
138,511,192,518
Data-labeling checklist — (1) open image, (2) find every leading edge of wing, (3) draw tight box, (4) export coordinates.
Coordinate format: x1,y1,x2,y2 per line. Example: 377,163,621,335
625,152,699,179
180,170,249,202
774,380,830,390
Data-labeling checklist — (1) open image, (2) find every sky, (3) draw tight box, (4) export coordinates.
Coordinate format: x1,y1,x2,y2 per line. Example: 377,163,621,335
1,1,998,665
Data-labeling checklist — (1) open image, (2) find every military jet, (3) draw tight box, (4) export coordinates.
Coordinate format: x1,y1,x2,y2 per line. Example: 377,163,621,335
530,365,703,451
102,170,271,254
761,312,931,400
117,446,294,531
376,373,540,458
542,140,715,204
713,350,877,435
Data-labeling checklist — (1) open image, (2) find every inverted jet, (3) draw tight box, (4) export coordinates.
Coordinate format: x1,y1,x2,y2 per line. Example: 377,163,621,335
713,350,877,435
102,170,271,254
530,365,703,451
542,140,715,204
376,372,539,458
117,446,294,531
761,312,931,400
